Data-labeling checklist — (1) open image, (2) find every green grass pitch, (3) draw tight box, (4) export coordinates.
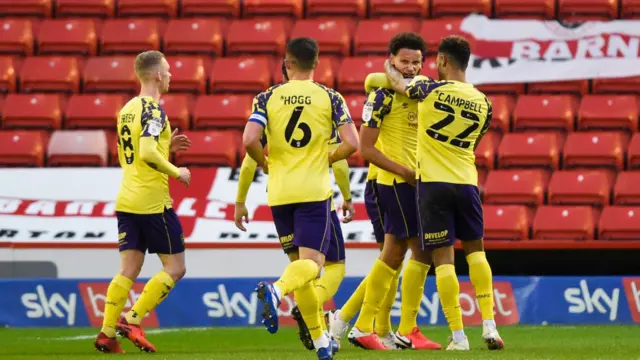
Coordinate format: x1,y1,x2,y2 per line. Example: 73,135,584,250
0,326,638,360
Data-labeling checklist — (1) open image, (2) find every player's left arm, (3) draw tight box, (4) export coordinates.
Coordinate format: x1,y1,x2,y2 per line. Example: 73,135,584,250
139,106,181,179
473,97,493,151
243,92,269,172
329,92,359,164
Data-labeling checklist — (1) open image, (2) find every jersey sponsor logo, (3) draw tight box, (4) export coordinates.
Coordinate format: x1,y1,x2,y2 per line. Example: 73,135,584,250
362,102,374,123
78,282,160,327
564,279,620,322
21,285,77,326
622,278,640,323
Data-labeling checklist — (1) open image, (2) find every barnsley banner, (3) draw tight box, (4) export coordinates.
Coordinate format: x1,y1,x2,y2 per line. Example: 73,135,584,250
0,168,374,244
2,276,640,327
458,14,640,84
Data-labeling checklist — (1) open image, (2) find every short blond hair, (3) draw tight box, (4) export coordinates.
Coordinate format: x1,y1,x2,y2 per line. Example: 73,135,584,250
134,50,165,79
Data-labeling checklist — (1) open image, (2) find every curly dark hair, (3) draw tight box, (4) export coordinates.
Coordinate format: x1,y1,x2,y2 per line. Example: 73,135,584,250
388,32,427,56
437,35,471,71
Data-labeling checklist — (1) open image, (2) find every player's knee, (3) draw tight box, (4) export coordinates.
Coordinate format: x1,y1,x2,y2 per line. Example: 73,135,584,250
410,249,433,265
164,264,186,282
462,239,484,256
432,246,455,267
379,245,406,270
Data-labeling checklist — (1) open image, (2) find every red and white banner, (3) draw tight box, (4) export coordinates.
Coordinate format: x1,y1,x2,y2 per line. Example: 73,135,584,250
0,168,376,244
459,14,640,84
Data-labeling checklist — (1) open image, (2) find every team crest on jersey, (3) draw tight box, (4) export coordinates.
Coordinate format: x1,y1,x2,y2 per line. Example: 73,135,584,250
147,118,163,136
362,102,374,123
408,112,417,123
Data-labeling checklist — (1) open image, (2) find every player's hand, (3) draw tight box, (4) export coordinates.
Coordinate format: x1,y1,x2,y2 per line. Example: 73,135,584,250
234,202,249,232
341,199,355,223
402,167,417,187
170,128,192,152
261,156,269,174
177,167,191,187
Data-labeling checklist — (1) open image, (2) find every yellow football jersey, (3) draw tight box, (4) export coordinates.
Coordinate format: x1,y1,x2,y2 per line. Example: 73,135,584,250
405,76,492,186
249,80,353,206
115,96,174,214
361,88,418,186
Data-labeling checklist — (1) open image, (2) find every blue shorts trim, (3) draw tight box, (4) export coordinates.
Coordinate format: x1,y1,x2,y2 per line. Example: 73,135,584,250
116,207,185,254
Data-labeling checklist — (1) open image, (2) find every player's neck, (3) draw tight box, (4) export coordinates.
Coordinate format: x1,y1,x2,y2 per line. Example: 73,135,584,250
139,86,161,102
443,70,467,83
288,71,314,81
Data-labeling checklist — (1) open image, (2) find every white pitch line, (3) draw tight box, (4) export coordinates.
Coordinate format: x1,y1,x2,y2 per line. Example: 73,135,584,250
52,327,209,341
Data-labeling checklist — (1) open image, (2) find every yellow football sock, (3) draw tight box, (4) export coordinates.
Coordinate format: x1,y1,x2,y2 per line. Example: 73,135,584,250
339,276,367,322
126,271,175,325
101,274,133,338
467,252,495,321
374,263,402,337
294,282,323,340
398,260,430,335
436,264,463,331
315,263,346,331
274,259,320,296
354,259,396,333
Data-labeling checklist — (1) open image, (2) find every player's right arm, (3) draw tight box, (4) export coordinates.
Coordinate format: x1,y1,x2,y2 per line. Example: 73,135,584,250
328,92,359,164
360,88,415,185
364,72,393,93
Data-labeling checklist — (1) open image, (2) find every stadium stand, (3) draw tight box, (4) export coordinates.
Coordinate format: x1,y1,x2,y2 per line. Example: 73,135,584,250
0,0,638,243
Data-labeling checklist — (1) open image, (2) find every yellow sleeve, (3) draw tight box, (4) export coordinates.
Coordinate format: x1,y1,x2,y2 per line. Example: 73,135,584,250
362,88,393,129
364,72,393,93
236,155,258,203
331,158,351,202
139,137,180,178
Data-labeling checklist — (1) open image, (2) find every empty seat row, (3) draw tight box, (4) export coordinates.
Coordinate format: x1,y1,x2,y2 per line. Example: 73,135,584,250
2,55,640,96
484,205,640,240
2,0,639,20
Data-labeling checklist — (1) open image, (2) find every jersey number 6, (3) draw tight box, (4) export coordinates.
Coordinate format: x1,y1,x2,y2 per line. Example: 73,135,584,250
427,101,480,149
285,106,312,148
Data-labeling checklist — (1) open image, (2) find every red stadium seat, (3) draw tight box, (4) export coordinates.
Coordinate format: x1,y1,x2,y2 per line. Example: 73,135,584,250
164,56,206,94
498,132,560,169
0,57,17,92
37,19,98,55
243,0,303,18
599,206,640,240
548,170,611,207
0,19,35,55
512,95,577,132
578,95,638,133
0,0,52,17
370,0,428,18
431,0,492,17
101,19,160,54
48,130,108,167
306,0,366,18
273,56,335,87
354,19,420,55
163,19,225,56
527,80,589,95
65,94,125,129
343,95,367,127
158,94,192,131
0,130,46,167
558,0,619,21
181,0,240,17
563,132,626,170
483,169,548,205
83,56,138,93
483,205,530,240
1,94,62,129
226,19,289,56
592,76,640,94
106,131,118,166
475,130,500,170
487,95,515,132
478,167,488,190
192,94,252,129
419,19,464,54
622,0,640,18
117,0,178,17
290,20,351,56
533,206,595,240
338,56,386,93
56,0,116,17
19,56,80,93
176,130,239,167
210,56,271,93
476,83,526,96
494,0,556,19
614,172,640,205
629,133,640,169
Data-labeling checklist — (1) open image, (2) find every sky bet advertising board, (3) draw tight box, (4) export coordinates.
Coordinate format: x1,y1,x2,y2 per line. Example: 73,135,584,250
1,276,640,327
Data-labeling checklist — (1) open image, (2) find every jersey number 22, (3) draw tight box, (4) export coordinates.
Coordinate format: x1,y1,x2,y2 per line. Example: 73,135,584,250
427,101,480,149
285,106,311,148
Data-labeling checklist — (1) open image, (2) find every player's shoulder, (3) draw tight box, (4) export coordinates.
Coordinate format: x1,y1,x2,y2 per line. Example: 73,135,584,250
367,87,395,105
255,82,286,99
310,81,346,101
